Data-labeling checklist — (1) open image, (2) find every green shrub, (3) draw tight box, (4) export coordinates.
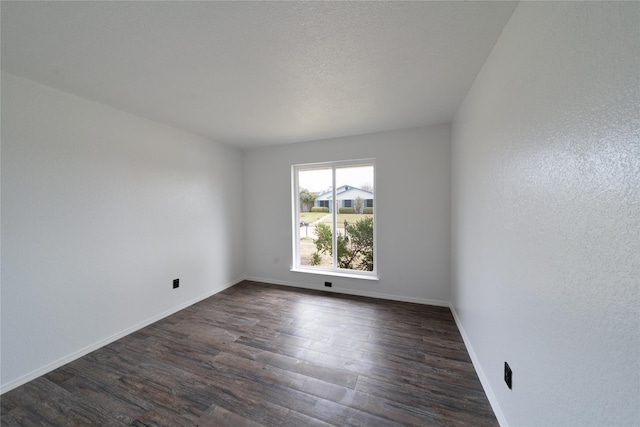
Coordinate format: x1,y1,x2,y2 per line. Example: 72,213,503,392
311,206,329,213
311,217,374,271
338,207,356,214
363,207,373,214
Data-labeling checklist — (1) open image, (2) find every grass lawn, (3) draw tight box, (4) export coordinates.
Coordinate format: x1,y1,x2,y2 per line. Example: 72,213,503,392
299,212,328,223
320,213,373,224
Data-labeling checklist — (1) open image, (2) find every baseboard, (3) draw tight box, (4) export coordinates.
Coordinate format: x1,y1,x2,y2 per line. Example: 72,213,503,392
243,275,451,307
450,305,508,427
0,277,244,395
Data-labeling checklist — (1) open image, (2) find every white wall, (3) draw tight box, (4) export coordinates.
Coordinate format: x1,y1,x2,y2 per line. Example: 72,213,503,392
452,2,639,426
244,125,451,304
1,72,245,391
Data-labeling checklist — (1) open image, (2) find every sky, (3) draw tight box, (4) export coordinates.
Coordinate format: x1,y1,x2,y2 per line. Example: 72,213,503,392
298,165,374,193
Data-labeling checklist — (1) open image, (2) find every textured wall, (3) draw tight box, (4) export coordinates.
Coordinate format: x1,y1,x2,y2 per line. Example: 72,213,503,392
1,72,245,390
244,125,451,304
452,2,639,426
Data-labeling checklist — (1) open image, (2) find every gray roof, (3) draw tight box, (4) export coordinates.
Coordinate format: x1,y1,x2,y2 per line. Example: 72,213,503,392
316,185,373,201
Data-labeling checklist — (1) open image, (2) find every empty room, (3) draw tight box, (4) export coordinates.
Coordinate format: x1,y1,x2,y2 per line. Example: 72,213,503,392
1,1,638,426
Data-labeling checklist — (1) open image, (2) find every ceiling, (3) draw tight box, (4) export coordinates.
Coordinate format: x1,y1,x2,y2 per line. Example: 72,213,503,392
1,1,517,148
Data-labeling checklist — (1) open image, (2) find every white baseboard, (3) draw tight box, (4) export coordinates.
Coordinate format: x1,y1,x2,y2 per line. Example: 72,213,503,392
450,305,508,427
243,275,451,307
0,277,243,395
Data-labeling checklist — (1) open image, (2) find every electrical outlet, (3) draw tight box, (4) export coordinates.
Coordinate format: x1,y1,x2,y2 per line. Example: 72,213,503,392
173,278,179,289
324,281,332,287
504,362,512,390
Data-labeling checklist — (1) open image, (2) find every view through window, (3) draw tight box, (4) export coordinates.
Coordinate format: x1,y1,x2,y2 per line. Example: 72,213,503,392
294,160,375,275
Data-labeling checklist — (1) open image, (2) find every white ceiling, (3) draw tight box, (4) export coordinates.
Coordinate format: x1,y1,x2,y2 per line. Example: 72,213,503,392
1,1,517,148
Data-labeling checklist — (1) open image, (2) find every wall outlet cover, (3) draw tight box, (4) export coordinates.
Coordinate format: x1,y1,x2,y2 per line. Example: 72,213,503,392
504,362,512,390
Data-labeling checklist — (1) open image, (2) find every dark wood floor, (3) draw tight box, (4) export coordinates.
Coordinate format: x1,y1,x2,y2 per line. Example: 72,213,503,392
1,280,497,426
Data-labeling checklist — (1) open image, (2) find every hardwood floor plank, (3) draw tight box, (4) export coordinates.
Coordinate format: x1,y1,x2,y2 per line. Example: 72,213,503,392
57,375,146,424
1,280,497,426
1,377,121,427
280,409,336,427
355,376,497,425
195,405,266,427
300,377,429,427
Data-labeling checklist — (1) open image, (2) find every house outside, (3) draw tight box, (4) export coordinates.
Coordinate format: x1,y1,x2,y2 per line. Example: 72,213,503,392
315,185,373,213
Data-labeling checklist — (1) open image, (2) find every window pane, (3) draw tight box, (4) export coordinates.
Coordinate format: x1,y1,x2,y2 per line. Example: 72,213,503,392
298,168,333,268
335,165,374,271
294,160,375,275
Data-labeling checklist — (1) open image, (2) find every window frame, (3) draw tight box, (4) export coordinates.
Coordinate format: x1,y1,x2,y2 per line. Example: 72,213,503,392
291,158,377,280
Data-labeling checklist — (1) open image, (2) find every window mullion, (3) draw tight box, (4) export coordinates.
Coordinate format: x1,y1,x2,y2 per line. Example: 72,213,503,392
332,166,338,269
293,167,301,269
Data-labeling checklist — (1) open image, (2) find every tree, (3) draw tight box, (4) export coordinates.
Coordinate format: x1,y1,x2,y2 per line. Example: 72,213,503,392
310,223,332,266
299,188,316,212
354,196,364,214
309,217,374,271
361,183,373,193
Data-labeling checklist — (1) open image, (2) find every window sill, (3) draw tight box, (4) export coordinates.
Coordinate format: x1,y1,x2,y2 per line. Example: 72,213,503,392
290,268,379,281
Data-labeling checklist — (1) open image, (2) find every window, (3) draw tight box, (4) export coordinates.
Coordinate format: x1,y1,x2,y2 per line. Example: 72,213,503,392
293,159,376,277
